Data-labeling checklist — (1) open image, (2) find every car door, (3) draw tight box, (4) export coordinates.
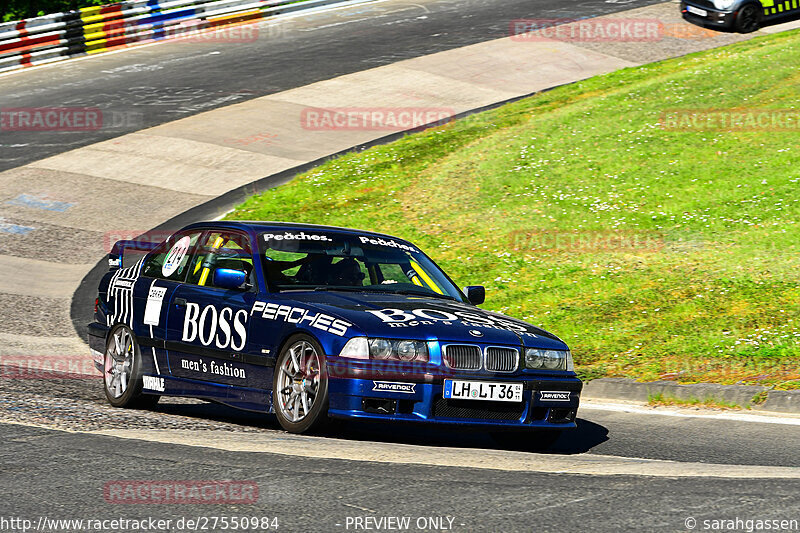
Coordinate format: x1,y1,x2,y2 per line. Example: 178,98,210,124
164,230,271,392
131,229,204,379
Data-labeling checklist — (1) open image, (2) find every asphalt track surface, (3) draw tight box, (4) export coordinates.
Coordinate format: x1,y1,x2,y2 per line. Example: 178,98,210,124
0,0,668,172
3,394,800,532
3,376,800,531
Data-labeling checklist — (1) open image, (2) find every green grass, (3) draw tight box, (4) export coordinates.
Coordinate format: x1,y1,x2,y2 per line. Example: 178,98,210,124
228,30,800,388
750,390,769,405
647,392,741,410
3,0,106,22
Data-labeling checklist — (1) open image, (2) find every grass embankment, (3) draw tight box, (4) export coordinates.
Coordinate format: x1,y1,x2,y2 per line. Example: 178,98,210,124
228,31,800,388
647,392,742,410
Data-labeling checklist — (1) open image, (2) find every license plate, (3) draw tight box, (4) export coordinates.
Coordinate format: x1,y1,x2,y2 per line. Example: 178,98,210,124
687,5,708,16
443,380,523,402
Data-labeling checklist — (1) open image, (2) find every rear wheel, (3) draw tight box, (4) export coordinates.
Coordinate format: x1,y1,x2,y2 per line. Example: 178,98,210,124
273,335,330,434
735,3,761,32
104,325,159,408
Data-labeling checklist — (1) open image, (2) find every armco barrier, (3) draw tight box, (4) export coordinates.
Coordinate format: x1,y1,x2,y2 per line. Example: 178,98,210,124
0,0,367,74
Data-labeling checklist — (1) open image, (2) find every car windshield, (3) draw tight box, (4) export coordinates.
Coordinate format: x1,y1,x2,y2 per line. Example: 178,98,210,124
258,230,465,301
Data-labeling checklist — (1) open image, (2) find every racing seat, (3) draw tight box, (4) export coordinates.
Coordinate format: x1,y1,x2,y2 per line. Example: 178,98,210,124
329,258,365,286
295,254,333,285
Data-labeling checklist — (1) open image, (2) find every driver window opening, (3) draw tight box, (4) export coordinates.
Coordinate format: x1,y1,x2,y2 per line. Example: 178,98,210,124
187,232,254,289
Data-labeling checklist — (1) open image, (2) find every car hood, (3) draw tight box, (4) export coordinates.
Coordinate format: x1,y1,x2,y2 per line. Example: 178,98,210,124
284,291,568,349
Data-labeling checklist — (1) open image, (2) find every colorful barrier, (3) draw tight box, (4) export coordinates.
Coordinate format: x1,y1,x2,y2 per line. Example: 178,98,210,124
0,0,365,73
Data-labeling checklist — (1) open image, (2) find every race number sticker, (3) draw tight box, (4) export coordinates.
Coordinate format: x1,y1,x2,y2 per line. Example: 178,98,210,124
162,236,191,278
143,286,167,326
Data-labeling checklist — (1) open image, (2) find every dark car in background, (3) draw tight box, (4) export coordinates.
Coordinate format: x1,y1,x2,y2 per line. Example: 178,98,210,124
681,0,799,32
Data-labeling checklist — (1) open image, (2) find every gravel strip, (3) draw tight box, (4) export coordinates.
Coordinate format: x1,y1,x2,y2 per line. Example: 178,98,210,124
0,377,277,433
566,1,757,64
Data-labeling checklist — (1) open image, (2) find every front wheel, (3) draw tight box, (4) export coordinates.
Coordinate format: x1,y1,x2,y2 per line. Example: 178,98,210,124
735,3,761,32
104,324,159,408
273,335,330,434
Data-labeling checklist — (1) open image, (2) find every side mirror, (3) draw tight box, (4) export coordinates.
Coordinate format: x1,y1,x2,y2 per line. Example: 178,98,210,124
464,285,485,305
214,268,247,290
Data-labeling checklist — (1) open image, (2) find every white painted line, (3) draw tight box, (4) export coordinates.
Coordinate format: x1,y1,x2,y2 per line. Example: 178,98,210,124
3,418,800,479
82,427,800,479
581,400,800,426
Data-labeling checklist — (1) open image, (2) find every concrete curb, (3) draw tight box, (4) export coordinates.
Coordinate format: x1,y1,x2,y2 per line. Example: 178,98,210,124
583,378,800,413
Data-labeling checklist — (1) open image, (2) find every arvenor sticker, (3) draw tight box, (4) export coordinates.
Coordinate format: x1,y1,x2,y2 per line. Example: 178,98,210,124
372,381,416,394
539,391,571,402
162,236,191,277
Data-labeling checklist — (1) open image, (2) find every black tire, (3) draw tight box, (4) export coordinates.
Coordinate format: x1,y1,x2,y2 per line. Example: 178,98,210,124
103,324,160,409
272,334,330,434
490,429,563,450
735,3,761,32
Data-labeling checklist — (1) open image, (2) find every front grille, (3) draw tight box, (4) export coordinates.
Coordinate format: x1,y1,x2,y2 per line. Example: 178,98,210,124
485,347,519,372
432,397,525,421
443,344,481,370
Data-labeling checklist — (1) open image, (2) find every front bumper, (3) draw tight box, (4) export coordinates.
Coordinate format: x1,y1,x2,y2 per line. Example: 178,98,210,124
681,1,737,28
327,358,582,429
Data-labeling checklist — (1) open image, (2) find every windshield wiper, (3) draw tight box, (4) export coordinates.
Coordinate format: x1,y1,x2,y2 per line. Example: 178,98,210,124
312,287,383,293
311,287,457,300
387,289,456,300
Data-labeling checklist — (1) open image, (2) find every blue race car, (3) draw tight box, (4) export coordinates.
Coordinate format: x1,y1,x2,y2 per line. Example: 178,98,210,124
88,221,581,442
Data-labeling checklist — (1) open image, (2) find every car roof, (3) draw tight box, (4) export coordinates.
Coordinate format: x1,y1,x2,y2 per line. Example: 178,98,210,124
181,220,412,243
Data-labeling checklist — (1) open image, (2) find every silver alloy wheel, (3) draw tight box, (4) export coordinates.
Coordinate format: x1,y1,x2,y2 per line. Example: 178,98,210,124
277,340,321,423
105,327,134,399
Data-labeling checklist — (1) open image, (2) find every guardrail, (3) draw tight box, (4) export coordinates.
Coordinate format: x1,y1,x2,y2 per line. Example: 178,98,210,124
0,0,363,74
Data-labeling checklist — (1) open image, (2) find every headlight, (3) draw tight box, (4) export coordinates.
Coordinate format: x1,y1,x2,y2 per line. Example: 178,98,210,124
712,0,736,10
524,349,573,371
369,338,393,359
396,340,425,361
340,337,429,362
339,337,369,359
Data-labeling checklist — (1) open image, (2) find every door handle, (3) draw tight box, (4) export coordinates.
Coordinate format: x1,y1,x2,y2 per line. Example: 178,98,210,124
175,298,187,307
